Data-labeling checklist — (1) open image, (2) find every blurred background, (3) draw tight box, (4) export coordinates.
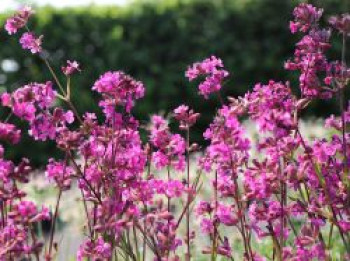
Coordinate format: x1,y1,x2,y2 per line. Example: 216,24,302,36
0,0,349,167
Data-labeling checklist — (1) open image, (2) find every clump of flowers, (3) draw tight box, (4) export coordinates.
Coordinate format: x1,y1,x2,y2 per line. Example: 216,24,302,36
185,56,229,98
5,6,34,35
93,71,145,113
1,3,350,261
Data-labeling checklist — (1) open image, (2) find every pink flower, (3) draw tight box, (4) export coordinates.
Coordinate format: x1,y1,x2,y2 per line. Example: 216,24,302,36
200,218,214,234
173,105,200,129
93,71,145,112
195,201,212,215
16,201,37,218
216,203,238,226
13,102,36,121
64,110,75,124
19,32,43,54
186,56,229,98
1,93,12,107
338,221,350,232
29,113,56,141
46,159,74,189
290,3,323,33
0,159,14,183
149,115,186,171
5,6,34,35
62,60,81,76
0,122,21,144
329,13,350,35
246,81,295,138
77,237,111,261
186,56,224,80
31,81,56,109
289,21,298,34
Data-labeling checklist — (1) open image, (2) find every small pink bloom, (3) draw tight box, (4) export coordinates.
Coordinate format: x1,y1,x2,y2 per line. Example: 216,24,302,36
289,21,298,33
186,56,229,98
19,32,43,54
1,93,12,107
5,6,34,35
62,60,81,75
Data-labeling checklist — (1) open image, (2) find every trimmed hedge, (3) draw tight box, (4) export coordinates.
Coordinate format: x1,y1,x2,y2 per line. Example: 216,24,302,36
0,0,348,166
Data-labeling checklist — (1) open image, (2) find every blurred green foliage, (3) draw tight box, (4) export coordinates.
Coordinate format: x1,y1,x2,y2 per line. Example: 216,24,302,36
0,0,348,166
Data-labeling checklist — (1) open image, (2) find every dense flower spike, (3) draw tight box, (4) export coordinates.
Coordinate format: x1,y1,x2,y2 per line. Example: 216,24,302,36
245,81,296,138
2,3,350,261
285,7,333,98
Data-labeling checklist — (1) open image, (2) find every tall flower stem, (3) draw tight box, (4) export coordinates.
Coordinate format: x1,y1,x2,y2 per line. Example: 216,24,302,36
167,165,171,259
279,157,286,260
297,129,350,253
47,189,62,258
340,33,348,185
41,54,84,125
186,128,191,261
211,171,218,261
43,58,66,97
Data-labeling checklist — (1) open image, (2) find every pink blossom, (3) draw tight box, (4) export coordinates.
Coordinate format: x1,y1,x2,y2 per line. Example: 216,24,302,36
13,102,36,121
77,237,111,261
173,104,200,129
216,203,238,226
5,6,34,35
0,159,14,183
16,201,37,218
329,13,350,35
150,115,186,171
46,159,74,189
93,71,145,112
200,218,214,234
0,122,21,144
62,60,81,75
19,32,43,54
1,93,12,107
186,56,229,98
290,3,323,33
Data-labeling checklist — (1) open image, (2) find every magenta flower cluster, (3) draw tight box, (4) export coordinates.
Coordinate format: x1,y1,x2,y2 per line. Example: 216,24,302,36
186,56,229,99
1,3,350,261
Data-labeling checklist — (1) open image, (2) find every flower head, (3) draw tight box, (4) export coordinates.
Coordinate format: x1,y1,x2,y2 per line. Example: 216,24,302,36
5,6,34,35
45,159,74,190
290,3,323,33
186,56,229,98
329,13,350,35
93,71,145,112
173,105,200,129
0,122,21,144
19,32,43,54
62,60,81,76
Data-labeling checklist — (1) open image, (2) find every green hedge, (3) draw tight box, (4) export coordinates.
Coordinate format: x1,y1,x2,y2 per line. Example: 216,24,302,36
0,0,348,166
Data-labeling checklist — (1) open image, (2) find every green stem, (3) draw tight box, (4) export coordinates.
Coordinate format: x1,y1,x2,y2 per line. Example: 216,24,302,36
186,128,191,261
48,189,62,257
